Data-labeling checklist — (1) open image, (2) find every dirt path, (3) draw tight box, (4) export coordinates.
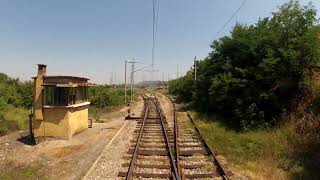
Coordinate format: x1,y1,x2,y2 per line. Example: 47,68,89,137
0,98,144,180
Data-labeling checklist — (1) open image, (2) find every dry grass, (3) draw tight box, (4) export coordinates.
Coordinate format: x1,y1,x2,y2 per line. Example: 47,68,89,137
0,106,29,136
234,159,288,180
189,79,320,179
192,110,320,180
0,161,44,180
89,105,125,123
46,145,83,158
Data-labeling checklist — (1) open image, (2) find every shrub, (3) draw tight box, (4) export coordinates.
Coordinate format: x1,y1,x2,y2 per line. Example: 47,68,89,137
0,73,32,136
89,86,128,108
169,0,320,130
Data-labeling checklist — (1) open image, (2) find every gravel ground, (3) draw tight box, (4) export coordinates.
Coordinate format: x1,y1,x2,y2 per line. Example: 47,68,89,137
155,93,174,128
0,98,144,180
85,100,144,180
86,120,137,180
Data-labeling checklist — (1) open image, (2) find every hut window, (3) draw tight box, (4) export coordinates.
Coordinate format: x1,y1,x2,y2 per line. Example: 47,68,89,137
45,86,88,106
45,86,68,106
46,86,55,105
69,88,76,105
84,87,88,101
75,87,88,104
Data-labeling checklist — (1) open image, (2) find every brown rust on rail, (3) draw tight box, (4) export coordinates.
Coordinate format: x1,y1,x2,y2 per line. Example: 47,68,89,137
187,112,230,180
124,99,149,180
163,92,231,180
153,98,181,180
121,95,181,180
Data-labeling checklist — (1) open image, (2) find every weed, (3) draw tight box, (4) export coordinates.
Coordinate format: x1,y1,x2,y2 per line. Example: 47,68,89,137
0,161,44,180
191,112,320,179
0,105,29,136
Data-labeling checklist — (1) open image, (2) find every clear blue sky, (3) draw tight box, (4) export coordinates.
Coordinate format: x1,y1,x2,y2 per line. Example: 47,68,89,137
0,0,319,84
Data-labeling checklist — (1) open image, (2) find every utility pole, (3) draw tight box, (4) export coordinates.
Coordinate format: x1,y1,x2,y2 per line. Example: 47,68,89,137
167,73,170,91
106,72,108,85
194,56,197,81
176,64,179,79
131,63,133,102
130,58,135,102
162,72,164,82
151,64,154,83
125,59,150,101
112,72,114,85
114,72,117,88
124,60,127,104
110,72,113,85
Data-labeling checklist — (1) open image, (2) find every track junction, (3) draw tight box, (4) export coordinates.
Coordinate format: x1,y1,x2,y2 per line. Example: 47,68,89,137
119,93,230,180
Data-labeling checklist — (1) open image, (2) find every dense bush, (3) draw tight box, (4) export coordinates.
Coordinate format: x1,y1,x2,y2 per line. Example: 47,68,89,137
89,85,128,108
168,71,194,102
0,106,29,136
169,1,320,130
0,73,33,109
0,73,32,135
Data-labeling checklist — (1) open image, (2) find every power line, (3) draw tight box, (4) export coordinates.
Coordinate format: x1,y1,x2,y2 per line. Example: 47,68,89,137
152,0,156,67
154,0,160,56
151,0,160,81
213,0,248,40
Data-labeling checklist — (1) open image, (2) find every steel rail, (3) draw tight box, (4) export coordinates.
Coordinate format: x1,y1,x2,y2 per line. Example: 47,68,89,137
163,93,230,180
156,92,181,178
173,100,183,179
125,98,149,180
153,98,181,180
187,112,229,180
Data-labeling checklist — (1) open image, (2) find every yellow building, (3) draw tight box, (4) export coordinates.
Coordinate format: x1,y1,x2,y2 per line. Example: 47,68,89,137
33,64,91,139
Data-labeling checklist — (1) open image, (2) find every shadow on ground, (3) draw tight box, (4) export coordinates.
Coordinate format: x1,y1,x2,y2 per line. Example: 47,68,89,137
17,134,36,146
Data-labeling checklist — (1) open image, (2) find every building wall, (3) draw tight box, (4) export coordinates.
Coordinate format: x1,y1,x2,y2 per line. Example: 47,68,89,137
33,65,46,139
34,106,89,139
68,105,89,136
32,64,90,140
34,108,70,139
34,65,46,121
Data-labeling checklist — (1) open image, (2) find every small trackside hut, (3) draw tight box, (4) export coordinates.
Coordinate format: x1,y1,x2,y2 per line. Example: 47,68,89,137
33,64,92,140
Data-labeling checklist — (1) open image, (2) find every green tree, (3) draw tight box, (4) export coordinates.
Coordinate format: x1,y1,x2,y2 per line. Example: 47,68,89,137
169,0,320,130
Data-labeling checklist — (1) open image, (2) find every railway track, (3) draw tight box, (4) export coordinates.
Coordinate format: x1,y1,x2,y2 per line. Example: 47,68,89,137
119,95,179,179
119,93,230,179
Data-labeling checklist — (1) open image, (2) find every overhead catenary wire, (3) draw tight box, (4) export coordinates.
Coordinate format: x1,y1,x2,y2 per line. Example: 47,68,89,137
151,0,160,81
213,0,248,40
153,0,160,65
152,0,155,67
